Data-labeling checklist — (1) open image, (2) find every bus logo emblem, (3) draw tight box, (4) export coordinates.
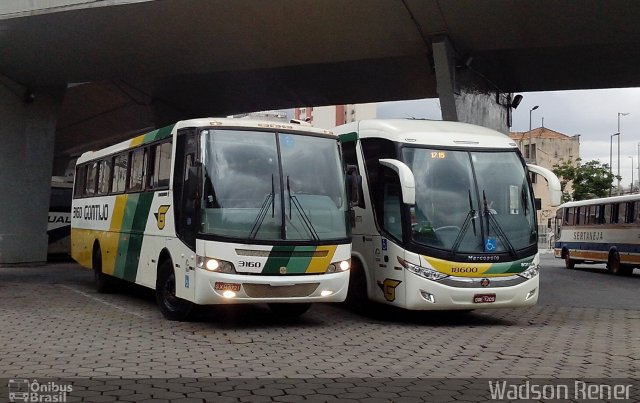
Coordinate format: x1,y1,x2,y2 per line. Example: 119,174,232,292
480,278,490,287
279,266,287,274
377,278,401,302
154,205,171,230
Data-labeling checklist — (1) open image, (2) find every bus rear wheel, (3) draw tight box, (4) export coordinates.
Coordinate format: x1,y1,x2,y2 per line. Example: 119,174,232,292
563,251,575,270
608,252,633,276
268,303,311,318
156,259,193,321
93,245,112,293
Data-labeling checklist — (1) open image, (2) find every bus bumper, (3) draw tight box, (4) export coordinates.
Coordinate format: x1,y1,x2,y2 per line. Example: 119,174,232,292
193,270,349,305
403,273,539,310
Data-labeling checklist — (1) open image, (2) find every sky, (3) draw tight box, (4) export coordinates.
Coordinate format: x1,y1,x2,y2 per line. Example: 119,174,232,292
376,88,640,189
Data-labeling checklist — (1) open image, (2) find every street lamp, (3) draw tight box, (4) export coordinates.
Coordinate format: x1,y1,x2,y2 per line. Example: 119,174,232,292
617,112,630,195
528,105,539,159
630,156,635,193
610,133,619,196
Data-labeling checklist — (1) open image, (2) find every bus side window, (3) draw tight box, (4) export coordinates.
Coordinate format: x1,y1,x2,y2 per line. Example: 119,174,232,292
617,203,626,224
149,141,172,189
97,159,112,195
128,148,147,192
85,162,98,196
74,166,86,198
604,204,612,224
112,153,128,193
635,201,640,222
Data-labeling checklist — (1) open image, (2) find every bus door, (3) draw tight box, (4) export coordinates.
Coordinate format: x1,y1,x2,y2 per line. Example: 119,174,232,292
173,128,199,301
368,172,407,306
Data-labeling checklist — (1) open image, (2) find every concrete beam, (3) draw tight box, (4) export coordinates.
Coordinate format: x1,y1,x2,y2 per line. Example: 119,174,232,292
432,36,510,133
0,75,65,264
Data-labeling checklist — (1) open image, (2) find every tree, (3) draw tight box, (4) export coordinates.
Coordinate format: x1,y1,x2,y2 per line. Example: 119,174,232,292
552,158,618,202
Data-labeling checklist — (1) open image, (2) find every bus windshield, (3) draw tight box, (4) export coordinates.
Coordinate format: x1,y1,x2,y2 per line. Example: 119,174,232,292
200,129,349,242
403,148,536,254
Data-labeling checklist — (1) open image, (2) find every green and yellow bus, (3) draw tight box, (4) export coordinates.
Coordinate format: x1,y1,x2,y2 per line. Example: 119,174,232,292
71,118,351,320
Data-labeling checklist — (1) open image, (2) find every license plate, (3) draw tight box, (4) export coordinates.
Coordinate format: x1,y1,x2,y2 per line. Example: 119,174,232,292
473,293,496,303
214,282,241,292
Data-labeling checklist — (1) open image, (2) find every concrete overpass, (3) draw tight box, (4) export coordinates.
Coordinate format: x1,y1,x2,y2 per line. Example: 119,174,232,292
3,0,640,263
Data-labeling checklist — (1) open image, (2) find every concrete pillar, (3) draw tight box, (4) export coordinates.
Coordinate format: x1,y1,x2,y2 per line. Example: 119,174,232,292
432,36,511,134
0,76,65,264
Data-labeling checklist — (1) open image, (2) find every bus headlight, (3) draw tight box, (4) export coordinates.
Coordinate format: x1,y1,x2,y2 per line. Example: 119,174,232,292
398,257,448,281
196,256,236,273
518,264,539,279
326,260,350,273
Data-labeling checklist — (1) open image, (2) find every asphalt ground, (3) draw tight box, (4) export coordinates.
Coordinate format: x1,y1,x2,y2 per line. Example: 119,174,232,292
0,253,638,402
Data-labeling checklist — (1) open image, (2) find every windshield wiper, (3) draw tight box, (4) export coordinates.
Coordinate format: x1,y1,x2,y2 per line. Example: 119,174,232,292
450,189,477,256
249,174,275,239
482,190,517,258
287,176,319,241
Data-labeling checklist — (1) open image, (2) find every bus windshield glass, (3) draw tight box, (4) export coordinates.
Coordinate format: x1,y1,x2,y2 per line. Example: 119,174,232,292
403,148,536,254
200,129,349,242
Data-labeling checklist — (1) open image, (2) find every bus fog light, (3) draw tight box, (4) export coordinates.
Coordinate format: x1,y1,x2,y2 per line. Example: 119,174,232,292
321,290,333,296
420,290,435,303
526,288,537,300
223,290,236,298
197,255,236,273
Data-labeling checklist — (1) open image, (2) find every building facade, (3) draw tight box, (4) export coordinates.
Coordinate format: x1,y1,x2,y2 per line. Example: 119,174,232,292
294,103,376,129
509,127,580,235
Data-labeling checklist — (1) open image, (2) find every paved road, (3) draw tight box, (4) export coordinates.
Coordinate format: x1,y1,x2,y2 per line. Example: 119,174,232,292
0,253,638,402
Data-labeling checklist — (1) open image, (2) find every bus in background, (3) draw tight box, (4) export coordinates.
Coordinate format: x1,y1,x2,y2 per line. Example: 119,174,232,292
336,119,561,311
48,176,73,256
554,194,640,275
71,118,351,320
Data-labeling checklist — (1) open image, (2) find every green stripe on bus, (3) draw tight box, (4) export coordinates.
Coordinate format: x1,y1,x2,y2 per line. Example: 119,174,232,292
484,256,534,274
114,193,155,281
284,246,316,274
262,246,295,274
338,132,358,143
144,124,174,143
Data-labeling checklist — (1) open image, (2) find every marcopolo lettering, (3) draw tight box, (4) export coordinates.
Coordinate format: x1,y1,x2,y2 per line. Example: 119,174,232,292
82,204,109,221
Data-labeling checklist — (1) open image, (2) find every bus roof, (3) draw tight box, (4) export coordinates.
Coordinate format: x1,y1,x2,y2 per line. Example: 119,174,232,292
77,118,334,165
558,193,640,209
335,119,518,149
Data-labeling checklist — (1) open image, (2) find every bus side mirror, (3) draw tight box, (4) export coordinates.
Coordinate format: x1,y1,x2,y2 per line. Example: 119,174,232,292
379,158,415,205
527,163,562,207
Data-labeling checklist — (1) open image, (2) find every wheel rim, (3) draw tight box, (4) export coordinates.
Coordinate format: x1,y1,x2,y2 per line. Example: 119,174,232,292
162,272,179,311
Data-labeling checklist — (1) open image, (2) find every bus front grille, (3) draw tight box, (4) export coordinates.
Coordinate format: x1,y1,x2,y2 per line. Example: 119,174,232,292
243,283,319,298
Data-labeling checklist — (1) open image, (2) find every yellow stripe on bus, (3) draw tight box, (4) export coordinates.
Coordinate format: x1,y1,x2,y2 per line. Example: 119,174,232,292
130,134,146,147
305,245,337,273
100,195,128,275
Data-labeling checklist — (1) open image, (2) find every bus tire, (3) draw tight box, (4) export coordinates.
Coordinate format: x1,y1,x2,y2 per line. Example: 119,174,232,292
346,259,369,313
93,245,111,293
268,303,311,318
563,250,575,270
156,259,193,321
607,251,622,275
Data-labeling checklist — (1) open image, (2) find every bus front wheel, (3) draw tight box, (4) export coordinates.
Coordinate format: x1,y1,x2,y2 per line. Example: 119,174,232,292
268,303,311,318
156,260,193,321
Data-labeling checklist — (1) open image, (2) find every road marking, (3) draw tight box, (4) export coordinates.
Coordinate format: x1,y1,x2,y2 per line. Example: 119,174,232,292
59,284,152,319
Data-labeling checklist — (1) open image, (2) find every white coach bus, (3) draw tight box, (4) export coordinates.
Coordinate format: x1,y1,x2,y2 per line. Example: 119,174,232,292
554,194,640,275
71,118,351,320
336,119,561,311
48,176,73,255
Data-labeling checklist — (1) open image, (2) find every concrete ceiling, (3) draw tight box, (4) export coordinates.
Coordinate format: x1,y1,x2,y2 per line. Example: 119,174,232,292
3,0,640,164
